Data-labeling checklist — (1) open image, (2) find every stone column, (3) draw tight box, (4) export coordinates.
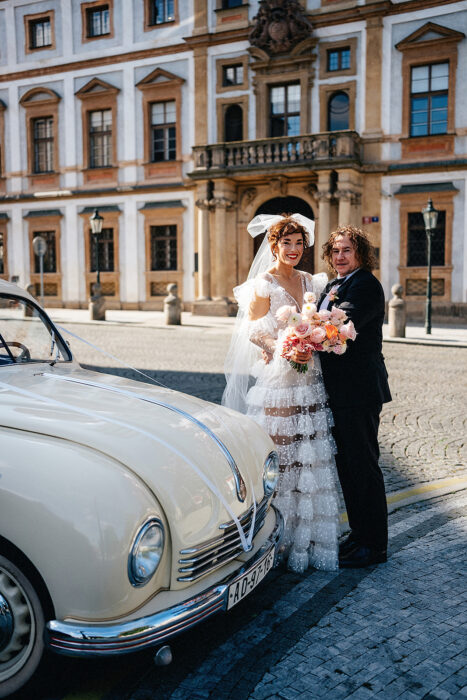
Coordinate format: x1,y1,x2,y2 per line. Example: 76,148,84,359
212,179,237,304
337,190,352,226
195,187,211,301
316,172,332,272
193,46,208,147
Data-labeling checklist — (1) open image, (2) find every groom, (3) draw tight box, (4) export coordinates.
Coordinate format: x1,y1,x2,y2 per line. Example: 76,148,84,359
318,225,391,568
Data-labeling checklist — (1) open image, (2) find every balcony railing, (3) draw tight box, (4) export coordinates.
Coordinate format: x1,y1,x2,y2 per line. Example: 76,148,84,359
192,131,361,174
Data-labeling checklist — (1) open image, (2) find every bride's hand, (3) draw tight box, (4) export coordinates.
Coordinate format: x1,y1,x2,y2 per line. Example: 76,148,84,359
291,348,312,364
262,349,273,364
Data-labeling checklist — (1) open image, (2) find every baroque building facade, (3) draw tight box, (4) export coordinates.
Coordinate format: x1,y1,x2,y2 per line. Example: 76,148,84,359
0,0,466,316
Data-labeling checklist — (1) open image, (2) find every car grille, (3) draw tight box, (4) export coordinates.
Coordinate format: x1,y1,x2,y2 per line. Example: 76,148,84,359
177,497,270,582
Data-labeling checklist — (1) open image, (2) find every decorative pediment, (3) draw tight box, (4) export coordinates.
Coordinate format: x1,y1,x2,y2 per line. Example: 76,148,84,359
75,77,120,99
19,87,61,106
249,0,313,56
136,67,185,91
396,22,465,51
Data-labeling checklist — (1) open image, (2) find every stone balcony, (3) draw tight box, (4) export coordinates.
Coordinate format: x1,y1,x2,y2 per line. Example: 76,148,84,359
191,131,362,177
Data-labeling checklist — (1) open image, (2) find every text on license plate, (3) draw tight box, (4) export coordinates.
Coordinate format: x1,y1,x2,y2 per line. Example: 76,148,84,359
227,548,275,610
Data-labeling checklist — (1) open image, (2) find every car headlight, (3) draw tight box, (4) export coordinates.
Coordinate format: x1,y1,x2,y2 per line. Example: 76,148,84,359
128,519,165,587
263,451,280,496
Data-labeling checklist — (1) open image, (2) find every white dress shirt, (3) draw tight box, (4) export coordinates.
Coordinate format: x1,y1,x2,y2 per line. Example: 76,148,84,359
320,268,360,310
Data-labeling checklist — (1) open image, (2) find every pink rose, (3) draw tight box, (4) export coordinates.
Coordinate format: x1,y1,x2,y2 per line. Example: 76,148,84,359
276,305,296,322
294,322,311,338
343,320,357,341
309,326,326,344
332,343,347,355
304,291,317,303
318,309,331,321
330,307,347,323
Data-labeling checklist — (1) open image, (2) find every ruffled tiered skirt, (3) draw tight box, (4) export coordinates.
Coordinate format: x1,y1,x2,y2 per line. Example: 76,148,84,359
246,352,340,573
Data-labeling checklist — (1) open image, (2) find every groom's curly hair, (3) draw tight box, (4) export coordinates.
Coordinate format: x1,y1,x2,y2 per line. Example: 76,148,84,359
267,215,309,250
322,225,378,272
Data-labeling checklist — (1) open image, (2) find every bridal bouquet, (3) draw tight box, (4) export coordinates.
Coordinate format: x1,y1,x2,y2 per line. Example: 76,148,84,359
276,292,357,374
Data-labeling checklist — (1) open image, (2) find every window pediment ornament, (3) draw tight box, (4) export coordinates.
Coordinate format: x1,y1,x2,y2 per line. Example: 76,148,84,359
396,22,465,52
20,87,61,106
136,67,185,91
249,0,313,56
75,77,120,99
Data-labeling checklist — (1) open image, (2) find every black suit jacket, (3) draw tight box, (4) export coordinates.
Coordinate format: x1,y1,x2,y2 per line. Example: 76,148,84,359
318,269,392,409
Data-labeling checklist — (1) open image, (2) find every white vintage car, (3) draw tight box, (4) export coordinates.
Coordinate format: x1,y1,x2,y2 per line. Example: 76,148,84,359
0,280,282,698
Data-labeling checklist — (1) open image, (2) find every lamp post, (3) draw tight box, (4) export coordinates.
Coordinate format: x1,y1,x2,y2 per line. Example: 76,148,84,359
421,198,439,335
89,208,105,321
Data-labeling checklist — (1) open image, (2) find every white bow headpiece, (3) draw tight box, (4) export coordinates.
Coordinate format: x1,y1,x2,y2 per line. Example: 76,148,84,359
246,213,315,247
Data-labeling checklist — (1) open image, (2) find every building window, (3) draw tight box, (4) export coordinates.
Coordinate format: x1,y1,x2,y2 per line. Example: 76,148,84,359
86,5,110,37
0,232,4,274
89,109,112,168
407,211,445,266
327,47,350,72
149,0,175,25
32,117,54,173
151,101,176,162
327,92,350,131
33,231,57,273
29,17,52,49
224,104,243,141
90,227,114,272
223,64,244,87
269,84,300,137
410,63,448,137
150,225,177,270
222,0,243,7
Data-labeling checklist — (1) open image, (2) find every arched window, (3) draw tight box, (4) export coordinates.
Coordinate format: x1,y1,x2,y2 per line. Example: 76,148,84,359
327,91,349,131
224,104,243,142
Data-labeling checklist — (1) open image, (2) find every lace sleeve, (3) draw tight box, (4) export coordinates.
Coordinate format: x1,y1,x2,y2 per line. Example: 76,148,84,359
248,311,277,355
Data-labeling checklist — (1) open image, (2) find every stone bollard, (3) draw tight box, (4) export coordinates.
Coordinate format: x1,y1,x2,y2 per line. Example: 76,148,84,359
24,284,36,317
164,283,181,325
388,283,406,338
89,282,106,321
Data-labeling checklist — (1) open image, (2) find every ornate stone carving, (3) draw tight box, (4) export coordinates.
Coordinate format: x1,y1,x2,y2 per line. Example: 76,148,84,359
270,176,288,195
211,197,237,211
241,187,258,207
249,0,313,56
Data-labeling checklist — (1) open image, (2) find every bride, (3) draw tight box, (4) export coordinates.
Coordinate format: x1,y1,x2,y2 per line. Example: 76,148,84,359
222,213,340,573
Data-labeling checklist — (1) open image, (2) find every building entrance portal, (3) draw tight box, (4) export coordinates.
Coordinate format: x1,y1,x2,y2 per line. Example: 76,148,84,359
253,196,315,273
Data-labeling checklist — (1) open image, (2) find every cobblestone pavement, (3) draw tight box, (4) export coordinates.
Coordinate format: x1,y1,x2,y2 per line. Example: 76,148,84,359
11,323,466,700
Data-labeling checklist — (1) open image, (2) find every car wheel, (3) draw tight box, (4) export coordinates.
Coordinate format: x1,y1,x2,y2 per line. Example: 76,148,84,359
0,554,45,698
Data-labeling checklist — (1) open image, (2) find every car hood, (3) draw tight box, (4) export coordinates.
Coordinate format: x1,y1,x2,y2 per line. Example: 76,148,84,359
0,363,273,548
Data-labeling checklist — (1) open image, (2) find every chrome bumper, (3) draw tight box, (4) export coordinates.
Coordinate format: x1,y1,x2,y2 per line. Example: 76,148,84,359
46,506,283,657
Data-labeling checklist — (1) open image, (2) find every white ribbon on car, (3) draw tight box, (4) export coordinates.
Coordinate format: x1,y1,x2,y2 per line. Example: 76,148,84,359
0,377,256,552
54,325,257,544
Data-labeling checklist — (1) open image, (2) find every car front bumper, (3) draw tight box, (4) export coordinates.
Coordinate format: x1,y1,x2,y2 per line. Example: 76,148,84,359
46,506,283,657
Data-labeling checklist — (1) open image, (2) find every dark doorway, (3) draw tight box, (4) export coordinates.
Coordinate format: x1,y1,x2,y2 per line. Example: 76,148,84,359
253,196,315,273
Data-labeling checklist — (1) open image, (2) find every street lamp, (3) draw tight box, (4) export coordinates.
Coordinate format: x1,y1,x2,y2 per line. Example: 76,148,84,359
90,208,104,286
421,198,439,335
89,208,105,321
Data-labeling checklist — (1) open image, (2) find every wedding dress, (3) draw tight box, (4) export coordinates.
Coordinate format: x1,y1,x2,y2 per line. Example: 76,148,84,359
244,270,340,573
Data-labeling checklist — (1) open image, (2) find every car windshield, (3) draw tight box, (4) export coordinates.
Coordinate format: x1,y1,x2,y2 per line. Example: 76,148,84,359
0,294,71,365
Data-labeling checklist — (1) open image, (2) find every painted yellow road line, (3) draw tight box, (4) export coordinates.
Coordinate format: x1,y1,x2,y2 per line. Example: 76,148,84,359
340,475,467,523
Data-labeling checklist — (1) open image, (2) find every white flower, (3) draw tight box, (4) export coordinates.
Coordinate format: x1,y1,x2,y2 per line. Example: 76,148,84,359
303,302,317,318
288,312,302,327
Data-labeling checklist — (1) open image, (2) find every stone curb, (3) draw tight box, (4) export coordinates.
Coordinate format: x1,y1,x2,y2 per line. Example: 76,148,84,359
340,475,467,527
383,336,467,349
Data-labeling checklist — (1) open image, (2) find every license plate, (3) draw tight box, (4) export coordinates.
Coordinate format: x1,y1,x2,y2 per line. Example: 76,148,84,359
227,548,275,610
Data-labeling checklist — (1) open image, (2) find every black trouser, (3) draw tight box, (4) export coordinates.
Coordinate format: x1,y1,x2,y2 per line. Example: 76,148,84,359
331,403,388,551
